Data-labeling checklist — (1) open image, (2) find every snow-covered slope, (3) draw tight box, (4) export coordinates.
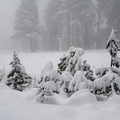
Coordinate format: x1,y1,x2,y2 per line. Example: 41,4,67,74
0,83,120,120
0,50,111,77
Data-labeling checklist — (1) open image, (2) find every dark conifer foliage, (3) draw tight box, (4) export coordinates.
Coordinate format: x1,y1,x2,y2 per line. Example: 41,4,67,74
6,52,32,91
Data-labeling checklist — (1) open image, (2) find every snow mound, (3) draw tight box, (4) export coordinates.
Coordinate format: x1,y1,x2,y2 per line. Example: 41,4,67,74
69,71,89,91
92,73,114,93
107,94,120,104
0,83,10,90
67,89,97,106
21,88,39,101
60,71,72,83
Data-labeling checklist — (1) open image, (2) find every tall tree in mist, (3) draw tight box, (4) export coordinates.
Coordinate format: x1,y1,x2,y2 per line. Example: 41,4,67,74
11,0,40,52
45,0,97,50
108,0,120,29
45,0,120,51
45,0,62,51
95,0,113,49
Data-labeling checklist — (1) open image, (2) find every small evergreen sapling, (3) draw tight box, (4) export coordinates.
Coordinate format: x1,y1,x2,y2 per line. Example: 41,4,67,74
105,28,120,95
58,47,94,81
106,27,120,67
36,62,60,104
59,71,72,96
58,47,84,76
6,52,32,91
82,60,95,81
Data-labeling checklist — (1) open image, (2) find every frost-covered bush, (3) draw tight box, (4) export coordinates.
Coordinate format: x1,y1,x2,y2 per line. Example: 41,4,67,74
69,71,90,93
58,47,94,81
36,81,59,104
57,47,95,96
6,52,32,91
59,71,72,95
82,60,95,81
40,61,53,82
58,47,84,76
95,67,109,77
37,62,60,104
106,27,120,68
91,72,115,96
58,54,67,75
92,67,120,96
43,69,60,84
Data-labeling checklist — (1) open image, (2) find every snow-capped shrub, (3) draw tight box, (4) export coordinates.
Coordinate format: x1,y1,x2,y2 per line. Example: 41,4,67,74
59,71,72,93
37,62,60,104
106,27,120,68
6,52,32,91
91,73,115,96
82,60,95,81
40,68,60,94
58,47,84,76
67,89,97,106
36,79,60,104
44,81,60,93
95,67,109,77
39,61,54,84
58,47,94,82
69,71,89,92
58,54,67,74
36,89,58,104
43,69,59,83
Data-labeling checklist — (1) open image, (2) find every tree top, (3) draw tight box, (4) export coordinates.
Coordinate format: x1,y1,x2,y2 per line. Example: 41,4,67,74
106,27,120,49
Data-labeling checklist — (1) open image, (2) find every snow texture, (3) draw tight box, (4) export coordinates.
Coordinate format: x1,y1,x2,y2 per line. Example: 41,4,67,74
69,71,89,92
92,72,114,94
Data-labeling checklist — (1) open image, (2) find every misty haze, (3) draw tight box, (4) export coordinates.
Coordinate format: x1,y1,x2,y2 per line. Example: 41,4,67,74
0,0,119,51
0,0,120,120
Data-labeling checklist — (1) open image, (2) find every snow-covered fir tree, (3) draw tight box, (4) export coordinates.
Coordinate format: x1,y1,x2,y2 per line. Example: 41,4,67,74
106,27,120,67
57,47,95,96
69,71,90,92
82,60,95,81
58,47,94,80
59,71,72,96
91,71,114,96
11,0,40,52
91,28,120,96
36,62,60,104
58,47,84,76
6,52,32,91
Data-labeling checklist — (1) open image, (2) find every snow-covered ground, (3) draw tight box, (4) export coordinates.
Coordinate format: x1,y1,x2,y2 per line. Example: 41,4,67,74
0,50,111,76
0,50,120,120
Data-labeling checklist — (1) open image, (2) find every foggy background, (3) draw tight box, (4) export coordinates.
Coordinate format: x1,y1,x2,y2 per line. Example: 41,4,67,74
0,0,49,51
0,0,120,52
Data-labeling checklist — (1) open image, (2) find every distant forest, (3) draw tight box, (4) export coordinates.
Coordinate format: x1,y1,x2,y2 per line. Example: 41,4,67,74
13,0,120,51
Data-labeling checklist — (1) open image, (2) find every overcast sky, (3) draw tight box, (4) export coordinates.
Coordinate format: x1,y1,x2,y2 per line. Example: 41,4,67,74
0,0,49,50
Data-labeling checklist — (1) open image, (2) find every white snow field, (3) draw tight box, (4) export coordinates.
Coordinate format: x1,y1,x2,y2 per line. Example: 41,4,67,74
0,50,120,120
